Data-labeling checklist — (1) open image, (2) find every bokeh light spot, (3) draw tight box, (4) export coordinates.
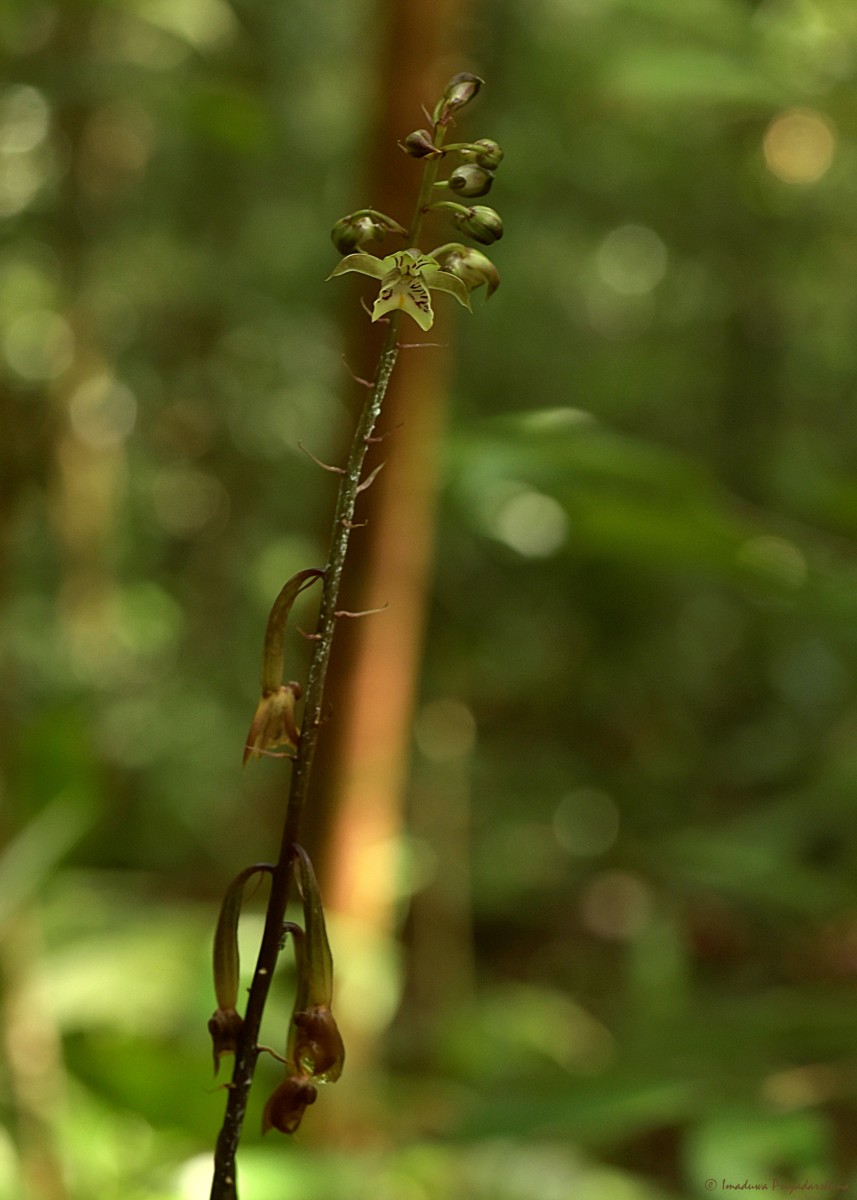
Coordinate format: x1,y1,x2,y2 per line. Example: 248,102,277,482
494,490,568,557
0,155,48,217
252,535,322,607
140,0,237,48
69,374,137,447
79,104,154,198
0,85,50,153
580,870,653,940
554,788,620,857
736,535,807,590
763,108,836,185
151,464,228,537
519,406,596,432
3,310,74,381
0,86,52,216
414,698,477,762
596,224,668,296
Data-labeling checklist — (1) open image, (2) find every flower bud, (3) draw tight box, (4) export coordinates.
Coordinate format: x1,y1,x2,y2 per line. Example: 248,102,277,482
401,129,439,159
443,72,483,110
470,138,504,169
451,204,504,245
436,245,500,299
433,72,483,126
331,214,384,255
330,212,407,255
262,1073,317,1136
448,164,494,198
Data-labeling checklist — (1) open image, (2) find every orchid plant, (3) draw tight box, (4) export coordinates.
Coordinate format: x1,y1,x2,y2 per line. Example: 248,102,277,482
207,72,504,1200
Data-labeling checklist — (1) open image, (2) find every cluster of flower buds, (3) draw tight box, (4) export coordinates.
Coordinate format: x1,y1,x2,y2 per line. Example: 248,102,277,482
262,846,345,1135
327,72,504,330
406,74,504,244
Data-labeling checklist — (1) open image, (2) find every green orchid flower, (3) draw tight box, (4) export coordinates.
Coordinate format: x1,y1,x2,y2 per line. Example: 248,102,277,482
328,247,471,331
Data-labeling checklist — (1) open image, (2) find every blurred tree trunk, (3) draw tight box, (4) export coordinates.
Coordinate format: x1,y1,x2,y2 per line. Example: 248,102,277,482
310,0,477,1084
0,10,101,1198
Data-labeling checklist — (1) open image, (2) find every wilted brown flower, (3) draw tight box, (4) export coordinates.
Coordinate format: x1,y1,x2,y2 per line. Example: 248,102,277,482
207,1006,244,1074
261,1072,318,1136
293,1005,345,1083
243,682,302,766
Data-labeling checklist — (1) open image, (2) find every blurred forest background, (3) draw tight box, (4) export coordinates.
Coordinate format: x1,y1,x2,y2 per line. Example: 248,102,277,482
4,0,857,1197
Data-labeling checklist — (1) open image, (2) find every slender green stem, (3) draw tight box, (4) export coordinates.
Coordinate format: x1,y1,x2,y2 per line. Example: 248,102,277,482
209,122,447,1200
412,125,448,230
426,199,472,216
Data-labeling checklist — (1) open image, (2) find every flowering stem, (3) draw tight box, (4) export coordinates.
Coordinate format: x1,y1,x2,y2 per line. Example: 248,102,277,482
208,127,445,1200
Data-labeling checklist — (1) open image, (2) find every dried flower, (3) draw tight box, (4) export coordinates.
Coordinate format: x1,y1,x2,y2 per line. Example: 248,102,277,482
262,1072,318,1136
243,682,302,765
292,1005,345,1083
209,863,272,1071
243,567,324,766
207,1007,244,1073
284,846,346,1083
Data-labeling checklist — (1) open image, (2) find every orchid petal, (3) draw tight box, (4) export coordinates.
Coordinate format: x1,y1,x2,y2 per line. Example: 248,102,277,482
423,268,472,311
326,253,387,281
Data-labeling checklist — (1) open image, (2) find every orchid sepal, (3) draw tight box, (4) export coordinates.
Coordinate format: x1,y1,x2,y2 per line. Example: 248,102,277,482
326,253,389,282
